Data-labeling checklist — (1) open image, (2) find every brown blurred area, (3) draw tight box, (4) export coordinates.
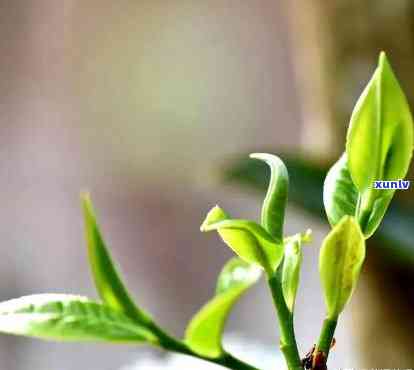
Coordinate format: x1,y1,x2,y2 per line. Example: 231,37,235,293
0,1,413,369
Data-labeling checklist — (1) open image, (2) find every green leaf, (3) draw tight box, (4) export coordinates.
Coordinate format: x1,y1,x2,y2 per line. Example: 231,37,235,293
81,193,152,324
323,154,358,227
364,192,394,238
185,258,261,358
281,235,303,312
201,206,284,274
346,53,413,231
324,153,397,238
319,216,366,319
323,153,394,238
346,52,413,192
0,294,158,343
223,153,326,218
249,153,289,243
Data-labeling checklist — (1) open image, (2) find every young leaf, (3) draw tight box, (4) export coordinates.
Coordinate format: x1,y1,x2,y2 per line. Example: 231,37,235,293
81,194,152,325
346,52,413,192
363,191,394,238
281,235,303,312
249,153,289,243
201,206,284,274
0,294,158,343
185,258,261,358
324,153,397,238
346,53,413,232
323,154,358,228
319,216,366,319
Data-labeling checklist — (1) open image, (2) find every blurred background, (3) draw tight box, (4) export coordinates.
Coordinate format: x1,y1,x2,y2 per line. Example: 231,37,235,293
1,1,414,369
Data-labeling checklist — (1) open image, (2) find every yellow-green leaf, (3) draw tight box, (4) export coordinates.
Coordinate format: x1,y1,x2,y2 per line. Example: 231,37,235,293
346,52,413,193
281,235,303,312
346,53,413,232
184,258,261,358
319,216,366,319
201,206,284,274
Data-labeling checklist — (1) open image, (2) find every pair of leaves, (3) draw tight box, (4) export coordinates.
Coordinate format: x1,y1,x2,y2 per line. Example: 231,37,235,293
324,154,393,238
324,53,413,238
184,258,261,358
319,216,366,319
0,195,157,345
201,153,288,275
0,194,264,362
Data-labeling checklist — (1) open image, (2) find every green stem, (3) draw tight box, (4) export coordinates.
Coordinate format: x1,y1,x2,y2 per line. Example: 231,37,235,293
216,352,263,370
268,274,303,370
147,322,261,370
315,317,338,361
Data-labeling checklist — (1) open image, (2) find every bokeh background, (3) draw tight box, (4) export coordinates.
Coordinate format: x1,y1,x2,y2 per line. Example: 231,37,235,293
1,1,414,369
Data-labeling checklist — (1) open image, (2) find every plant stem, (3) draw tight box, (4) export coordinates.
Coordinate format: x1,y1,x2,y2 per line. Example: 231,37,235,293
315,317,337,355
268,274,303,370
216,352,262,370
313,317,337,368
147,322,261,370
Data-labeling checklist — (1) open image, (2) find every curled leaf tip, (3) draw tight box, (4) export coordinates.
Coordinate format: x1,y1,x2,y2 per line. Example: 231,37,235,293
249,153,289,242
249,153,288,174
200,205,229,232
249,152,282,162
249,152,263,159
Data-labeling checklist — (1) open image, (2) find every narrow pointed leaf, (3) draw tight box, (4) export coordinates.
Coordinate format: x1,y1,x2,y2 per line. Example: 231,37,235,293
201,206,284,274
0,294,158,343
319,216,366,319
281,235,303,312
249,153,289,243
81,194,152,324
185,258,261,358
